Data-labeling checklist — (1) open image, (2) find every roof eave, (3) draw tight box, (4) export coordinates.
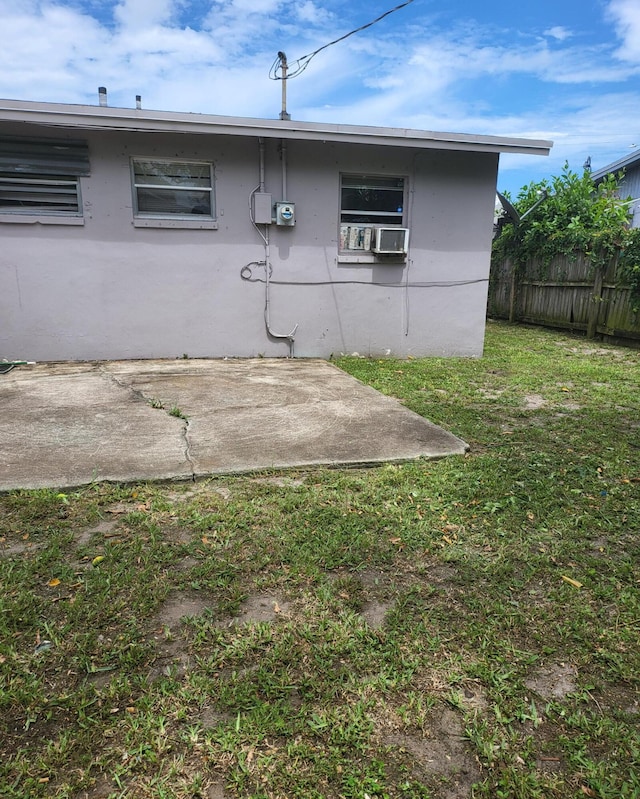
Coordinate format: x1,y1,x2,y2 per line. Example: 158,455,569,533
0,99,553,156
592,149,640,180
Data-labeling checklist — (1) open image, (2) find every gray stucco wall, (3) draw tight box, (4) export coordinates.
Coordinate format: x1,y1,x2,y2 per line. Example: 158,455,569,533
1,123,498,361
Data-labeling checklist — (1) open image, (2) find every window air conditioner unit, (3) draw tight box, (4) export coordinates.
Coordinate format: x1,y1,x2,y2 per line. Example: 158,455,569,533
372,227,410,254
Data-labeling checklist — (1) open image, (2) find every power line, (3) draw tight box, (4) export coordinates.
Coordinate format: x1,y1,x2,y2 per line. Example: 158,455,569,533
269,0,415,81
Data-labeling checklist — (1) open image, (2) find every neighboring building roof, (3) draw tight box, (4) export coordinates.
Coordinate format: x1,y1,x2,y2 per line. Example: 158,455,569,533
592,148,640,181
0,98,552,157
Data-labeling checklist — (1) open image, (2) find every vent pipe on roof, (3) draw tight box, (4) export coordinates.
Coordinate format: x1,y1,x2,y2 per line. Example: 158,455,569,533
136,95,142,110
98,87,108,107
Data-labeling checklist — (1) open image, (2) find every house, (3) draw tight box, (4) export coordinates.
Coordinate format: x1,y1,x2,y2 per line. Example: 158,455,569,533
0,98,551,361
592,148,640,228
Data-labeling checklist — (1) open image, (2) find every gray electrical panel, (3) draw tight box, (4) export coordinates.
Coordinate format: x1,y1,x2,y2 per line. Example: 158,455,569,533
252,192,273,224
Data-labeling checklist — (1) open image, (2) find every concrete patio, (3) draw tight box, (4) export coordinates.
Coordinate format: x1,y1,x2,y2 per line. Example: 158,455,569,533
0,358,468,491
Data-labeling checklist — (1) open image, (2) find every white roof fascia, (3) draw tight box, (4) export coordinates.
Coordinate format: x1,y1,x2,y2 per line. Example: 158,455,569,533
0,99,552,157
592,148,640,181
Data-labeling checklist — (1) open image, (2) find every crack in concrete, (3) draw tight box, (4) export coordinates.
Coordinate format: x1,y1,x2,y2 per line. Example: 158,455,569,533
98,366,196,481
98,366,152,405
180,417,196,482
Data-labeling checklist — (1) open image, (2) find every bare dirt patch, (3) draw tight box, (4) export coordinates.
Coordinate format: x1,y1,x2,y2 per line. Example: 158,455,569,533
230,593,290,625
525,662,578,700
74,518,119,548
359,567,394,592
593,684,640,716
553,341,630,358
356,568,396,627
0,537,40,557
361,599,392,628
559,402,582,411
355,563,461,628
460,682,488,713
476,388,505,400
148,591,216,678
205,779,228,799
174,555,200,571
523,394,548,410
72,774,114,799
153,591,215,632
424,564,459,585
383,707,481,799
160,525,195,545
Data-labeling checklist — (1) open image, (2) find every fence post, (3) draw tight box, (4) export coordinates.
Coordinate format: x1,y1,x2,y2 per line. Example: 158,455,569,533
587,265,604,339
508,259,518,323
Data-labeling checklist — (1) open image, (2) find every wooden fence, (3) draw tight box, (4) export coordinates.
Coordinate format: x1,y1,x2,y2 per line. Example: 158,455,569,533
488,254,640,343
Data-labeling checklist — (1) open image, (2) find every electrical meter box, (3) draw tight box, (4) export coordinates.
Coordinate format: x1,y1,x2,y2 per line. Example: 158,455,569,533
275,202,296,226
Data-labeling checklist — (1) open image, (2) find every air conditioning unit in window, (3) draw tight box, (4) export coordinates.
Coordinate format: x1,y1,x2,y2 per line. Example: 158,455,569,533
372,227,410,254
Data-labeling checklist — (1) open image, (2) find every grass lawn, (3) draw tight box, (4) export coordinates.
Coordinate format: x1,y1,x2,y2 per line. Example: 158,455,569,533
1,321,638,799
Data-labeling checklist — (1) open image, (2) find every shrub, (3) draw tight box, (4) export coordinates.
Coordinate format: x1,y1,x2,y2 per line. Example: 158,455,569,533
493,164,634,276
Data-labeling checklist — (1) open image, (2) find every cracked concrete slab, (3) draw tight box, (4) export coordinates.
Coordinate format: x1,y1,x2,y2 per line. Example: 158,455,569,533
0,358,468,491
0,363,191,490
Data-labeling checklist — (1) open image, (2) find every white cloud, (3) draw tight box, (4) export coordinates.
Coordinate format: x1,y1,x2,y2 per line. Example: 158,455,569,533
608,0,640,62
220,0,282,14
115,27,222,63
295,1,331,25
0,5,109,100
405,35,637,92
544,26,573,42
114,0,175,29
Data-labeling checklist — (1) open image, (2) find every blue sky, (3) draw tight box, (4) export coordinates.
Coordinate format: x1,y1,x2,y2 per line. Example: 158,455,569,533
1,0,639,196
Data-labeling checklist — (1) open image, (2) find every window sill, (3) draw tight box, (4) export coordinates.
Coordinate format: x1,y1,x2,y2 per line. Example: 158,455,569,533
0,214,84,226
133,217,218,229
338,252,406,264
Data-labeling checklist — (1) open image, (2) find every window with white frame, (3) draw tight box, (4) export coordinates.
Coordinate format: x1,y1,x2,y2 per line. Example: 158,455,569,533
131,158,215,218
0,136,88,216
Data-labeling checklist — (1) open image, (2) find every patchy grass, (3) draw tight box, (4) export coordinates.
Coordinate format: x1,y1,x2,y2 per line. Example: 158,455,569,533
0,321,638,799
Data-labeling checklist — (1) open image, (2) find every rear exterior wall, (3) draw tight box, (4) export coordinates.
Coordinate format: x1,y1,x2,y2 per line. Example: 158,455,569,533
0,124,498,360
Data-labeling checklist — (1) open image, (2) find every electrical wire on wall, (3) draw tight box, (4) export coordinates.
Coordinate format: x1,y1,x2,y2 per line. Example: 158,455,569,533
239,266,488,289
247,143,299,356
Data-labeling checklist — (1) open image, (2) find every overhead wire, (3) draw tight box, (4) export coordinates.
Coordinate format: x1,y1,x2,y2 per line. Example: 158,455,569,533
269,0,415,81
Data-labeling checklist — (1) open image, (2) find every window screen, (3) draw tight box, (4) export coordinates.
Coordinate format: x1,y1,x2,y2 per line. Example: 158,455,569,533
132,159,214,217
340,175,405,225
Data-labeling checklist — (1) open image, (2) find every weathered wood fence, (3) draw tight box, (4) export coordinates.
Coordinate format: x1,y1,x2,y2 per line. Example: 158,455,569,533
488,254,640,343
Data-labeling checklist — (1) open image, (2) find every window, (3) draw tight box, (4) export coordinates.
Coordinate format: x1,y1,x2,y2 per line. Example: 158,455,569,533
339,174,405,252
0,136,89,217
341,175,405,225
131,159,214,218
